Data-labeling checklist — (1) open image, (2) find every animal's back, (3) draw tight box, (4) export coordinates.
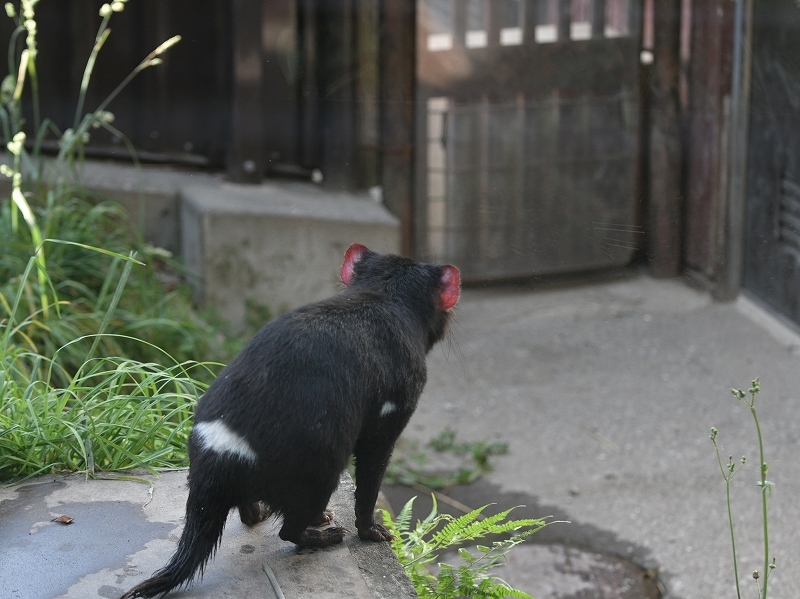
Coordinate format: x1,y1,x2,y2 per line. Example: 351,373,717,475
193,289,425,457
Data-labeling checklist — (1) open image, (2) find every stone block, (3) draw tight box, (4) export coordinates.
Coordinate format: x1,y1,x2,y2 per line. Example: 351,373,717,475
180,181,400,330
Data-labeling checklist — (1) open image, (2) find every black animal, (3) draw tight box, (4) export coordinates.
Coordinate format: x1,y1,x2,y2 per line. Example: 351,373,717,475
120,243,461,598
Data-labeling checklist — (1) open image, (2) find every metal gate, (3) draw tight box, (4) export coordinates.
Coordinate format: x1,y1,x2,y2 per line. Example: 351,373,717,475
414,0,642,279
743,0,800,326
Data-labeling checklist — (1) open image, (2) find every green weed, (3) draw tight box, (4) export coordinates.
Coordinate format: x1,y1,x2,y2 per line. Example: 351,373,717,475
0,1,240,377
386,428,509,489
381,496,548,599
1,253,214,483
710,378,776,599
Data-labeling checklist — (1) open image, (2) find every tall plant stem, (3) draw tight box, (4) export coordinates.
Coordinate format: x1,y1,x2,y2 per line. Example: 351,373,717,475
750,404,769,599
714,442,742,599
60,35,180,161
73,15,112,131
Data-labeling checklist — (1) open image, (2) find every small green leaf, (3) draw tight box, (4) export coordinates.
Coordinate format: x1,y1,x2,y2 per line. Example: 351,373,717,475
759,480,775,497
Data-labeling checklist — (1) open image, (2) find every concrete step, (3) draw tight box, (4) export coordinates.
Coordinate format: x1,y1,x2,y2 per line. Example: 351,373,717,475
0,471,416,599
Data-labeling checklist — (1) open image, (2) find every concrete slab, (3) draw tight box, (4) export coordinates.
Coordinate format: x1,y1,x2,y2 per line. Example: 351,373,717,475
399,272,800,599
0,472,416,599
180,181,400,330
72,161,225,258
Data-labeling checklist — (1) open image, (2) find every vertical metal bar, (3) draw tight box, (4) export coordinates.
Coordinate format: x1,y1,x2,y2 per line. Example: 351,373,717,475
151,0,169,152
514,92,526,260
523,0,538,44
558,0,571,41
229,0,265,183
299,0,320,169
478,95,490,264
262,0,299,170
454,0,468,47
487,0,503,46
592,0,606,38
718,0,753,299
356,0,381,188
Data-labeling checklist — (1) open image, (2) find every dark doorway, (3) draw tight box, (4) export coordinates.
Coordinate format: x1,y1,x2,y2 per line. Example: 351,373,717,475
744,0,800,327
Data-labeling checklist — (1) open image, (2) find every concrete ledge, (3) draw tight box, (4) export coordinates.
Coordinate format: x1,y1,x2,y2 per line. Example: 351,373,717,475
180,181,400,330
0,471,417,599
72,161,223,257
0,159,224,256
1,159,401,328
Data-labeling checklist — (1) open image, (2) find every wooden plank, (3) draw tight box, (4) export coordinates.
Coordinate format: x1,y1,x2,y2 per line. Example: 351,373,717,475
647,0,682,277
318,0,357,190
382,0,416,255
683,0,734,278
228,0,265,182
418,38,641,100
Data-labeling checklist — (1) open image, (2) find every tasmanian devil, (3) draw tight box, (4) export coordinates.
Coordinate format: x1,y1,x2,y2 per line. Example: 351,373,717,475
119,243,460,598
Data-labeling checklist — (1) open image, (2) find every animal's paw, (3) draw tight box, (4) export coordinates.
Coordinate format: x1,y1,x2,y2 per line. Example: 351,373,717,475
311,509,335,526
357,522,395,542
239,501,272,526
299,526,346,547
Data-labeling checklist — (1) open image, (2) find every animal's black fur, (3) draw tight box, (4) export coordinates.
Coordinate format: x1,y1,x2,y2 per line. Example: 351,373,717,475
120,244,460,598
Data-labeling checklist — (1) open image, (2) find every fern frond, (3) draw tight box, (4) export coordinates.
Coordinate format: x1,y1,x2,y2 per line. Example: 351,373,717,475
394,495,416,532
430,504,491,546
385,495,550,599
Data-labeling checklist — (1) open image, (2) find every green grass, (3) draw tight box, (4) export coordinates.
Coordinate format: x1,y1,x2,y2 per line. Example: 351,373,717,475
0,2,229,484
0,0,225,381
0,193,229,382
385,427,509,489
1,347,208,480
1,254,215,483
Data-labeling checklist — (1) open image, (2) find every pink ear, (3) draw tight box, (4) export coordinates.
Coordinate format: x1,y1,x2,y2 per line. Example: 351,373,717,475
438,265,461,311
341,243,369,285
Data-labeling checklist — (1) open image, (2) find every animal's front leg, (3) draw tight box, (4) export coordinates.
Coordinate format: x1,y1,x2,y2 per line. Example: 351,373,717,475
352,432,398,541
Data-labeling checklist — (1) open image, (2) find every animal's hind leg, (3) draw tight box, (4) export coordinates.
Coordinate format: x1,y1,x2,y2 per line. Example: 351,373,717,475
276,483,343,547
238,501,271,526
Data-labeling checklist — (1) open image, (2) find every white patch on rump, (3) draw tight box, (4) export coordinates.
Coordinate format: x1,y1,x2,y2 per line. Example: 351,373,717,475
193,420,258,463
379,402,397,417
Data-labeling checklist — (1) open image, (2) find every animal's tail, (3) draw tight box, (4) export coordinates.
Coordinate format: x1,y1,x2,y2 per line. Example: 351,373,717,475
119,478,232,599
